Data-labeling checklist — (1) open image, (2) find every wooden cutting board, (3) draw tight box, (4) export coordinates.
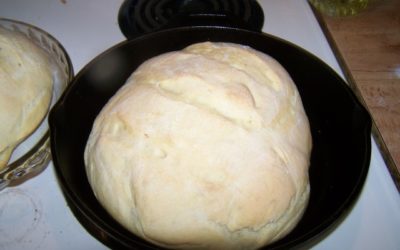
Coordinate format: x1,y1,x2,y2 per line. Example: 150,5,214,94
311,0,400,190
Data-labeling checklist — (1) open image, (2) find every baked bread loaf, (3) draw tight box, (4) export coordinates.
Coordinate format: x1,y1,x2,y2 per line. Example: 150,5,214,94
84,42,312,250
0,26,53,169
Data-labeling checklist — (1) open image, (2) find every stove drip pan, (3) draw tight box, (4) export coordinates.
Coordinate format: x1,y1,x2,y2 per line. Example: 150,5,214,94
118,0,264,39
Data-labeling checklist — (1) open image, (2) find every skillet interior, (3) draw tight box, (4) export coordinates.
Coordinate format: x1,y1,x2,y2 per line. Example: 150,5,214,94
49,26,371,249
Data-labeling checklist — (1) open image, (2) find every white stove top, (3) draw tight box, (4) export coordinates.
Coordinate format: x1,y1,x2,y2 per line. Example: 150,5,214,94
0,1,399,249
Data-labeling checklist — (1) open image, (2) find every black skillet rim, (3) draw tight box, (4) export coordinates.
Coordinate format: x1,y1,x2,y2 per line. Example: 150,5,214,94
49,26,372,250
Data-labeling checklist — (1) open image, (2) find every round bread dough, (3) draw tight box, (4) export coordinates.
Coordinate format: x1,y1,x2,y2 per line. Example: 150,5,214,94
84,42,312,250
0,27,53,169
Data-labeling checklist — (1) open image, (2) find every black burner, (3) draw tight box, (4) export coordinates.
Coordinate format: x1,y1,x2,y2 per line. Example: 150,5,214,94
118,0,264,39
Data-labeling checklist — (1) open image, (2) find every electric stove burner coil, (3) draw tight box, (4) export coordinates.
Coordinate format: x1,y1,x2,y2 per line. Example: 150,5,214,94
118,0,264,39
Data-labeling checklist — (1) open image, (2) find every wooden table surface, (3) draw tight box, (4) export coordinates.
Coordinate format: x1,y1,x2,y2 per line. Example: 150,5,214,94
312,0,400,189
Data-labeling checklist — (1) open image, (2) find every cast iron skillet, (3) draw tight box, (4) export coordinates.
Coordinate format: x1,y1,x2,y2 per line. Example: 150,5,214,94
49,26,371,249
